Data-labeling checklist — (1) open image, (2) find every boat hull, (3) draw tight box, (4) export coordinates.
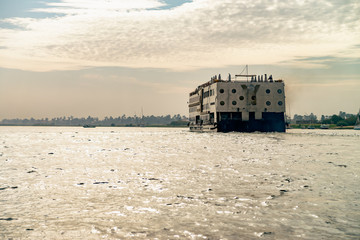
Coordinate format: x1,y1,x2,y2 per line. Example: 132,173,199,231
190,113,285,133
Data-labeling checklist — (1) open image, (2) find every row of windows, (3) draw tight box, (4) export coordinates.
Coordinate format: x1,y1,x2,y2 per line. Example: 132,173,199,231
203,103,210,110
219,88,283,94
222,95,282,102
203,89,215,98
265,89,283,94
203,91,210,98
238,96,255,101
220,100,283,106
266,101,283,106
189,106,198,113
189,97,199,104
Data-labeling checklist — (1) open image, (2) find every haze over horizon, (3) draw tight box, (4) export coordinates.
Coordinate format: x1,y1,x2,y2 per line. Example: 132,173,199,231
1,0,359,120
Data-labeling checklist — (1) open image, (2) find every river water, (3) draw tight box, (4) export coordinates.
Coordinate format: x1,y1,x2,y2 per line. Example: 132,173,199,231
0,127,359,239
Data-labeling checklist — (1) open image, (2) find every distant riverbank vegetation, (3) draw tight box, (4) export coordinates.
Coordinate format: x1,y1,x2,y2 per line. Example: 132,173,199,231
0,114,188,127
1,111,357,129
288,111,358,129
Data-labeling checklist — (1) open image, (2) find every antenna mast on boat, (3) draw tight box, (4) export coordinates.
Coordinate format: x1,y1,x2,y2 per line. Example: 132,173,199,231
246,65,248,81
238,65,249,82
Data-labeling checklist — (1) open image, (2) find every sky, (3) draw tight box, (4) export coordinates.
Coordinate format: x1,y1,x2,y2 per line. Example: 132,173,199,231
0,0,359,120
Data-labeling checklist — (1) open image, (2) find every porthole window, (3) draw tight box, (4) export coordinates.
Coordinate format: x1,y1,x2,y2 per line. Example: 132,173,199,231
278,101,283,106
266,89,271,94
232,89,236,93
277,89,282,94
251,96,256,100
232,101,237,105
220,101,225,106
220,89,224,93
239,96,244,100
266,101,271,106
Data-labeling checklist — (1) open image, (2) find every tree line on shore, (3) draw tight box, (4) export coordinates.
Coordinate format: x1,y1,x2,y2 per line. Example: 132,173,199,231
0,114,188,127
1,111,357,127
290,111,358,127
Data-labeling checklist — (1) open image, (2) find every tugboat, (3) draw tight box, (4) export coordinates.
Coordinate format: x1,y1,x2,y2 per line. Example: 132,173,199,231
188,71,286,132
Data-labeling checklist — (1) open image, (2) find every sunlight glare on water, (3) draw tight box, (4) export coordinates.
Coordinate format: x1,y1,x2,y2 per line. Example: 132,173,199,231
0,127,359,239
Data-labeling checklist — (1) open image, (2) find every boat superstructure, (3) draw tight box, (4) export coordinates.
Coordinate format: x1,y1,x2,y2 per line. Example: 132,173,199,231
188,73,286,132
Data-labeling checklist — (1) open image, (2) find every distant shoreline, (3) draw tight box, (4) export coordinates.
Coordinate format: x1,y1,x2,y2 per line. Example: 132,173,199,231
0,124,356,130
288,124,355,130
0,124,188,128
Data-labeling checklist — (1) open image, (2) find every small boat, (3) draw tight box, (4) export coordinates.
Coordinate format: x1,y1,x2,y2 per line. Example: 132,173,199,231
83,125,96,128
354,109,360,130
320,124,329,129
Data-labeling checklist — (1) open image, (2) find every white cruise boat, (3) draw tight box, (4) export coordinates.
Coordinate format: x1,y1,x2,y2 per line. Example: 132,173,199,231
188,72,286,132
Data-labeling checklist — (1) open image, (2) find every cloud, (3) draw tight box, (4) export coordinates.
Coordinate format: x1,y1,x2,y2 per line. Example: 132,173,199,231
0,0,359,71
30,0,166,15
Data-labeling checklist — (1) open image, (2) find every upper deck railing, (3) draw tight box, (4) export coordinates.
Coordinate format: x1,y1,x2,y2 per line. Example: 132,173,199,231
189,73,283,96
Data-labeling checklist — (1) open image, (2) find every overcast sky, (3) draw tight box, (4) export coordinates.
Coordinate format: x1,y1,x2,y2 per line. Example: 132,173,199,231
0,0,359,119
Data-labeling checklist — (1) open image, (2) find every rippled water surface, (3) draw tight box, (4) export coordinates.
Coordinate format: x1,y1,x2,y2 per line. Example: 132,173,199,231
0,127,359,239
